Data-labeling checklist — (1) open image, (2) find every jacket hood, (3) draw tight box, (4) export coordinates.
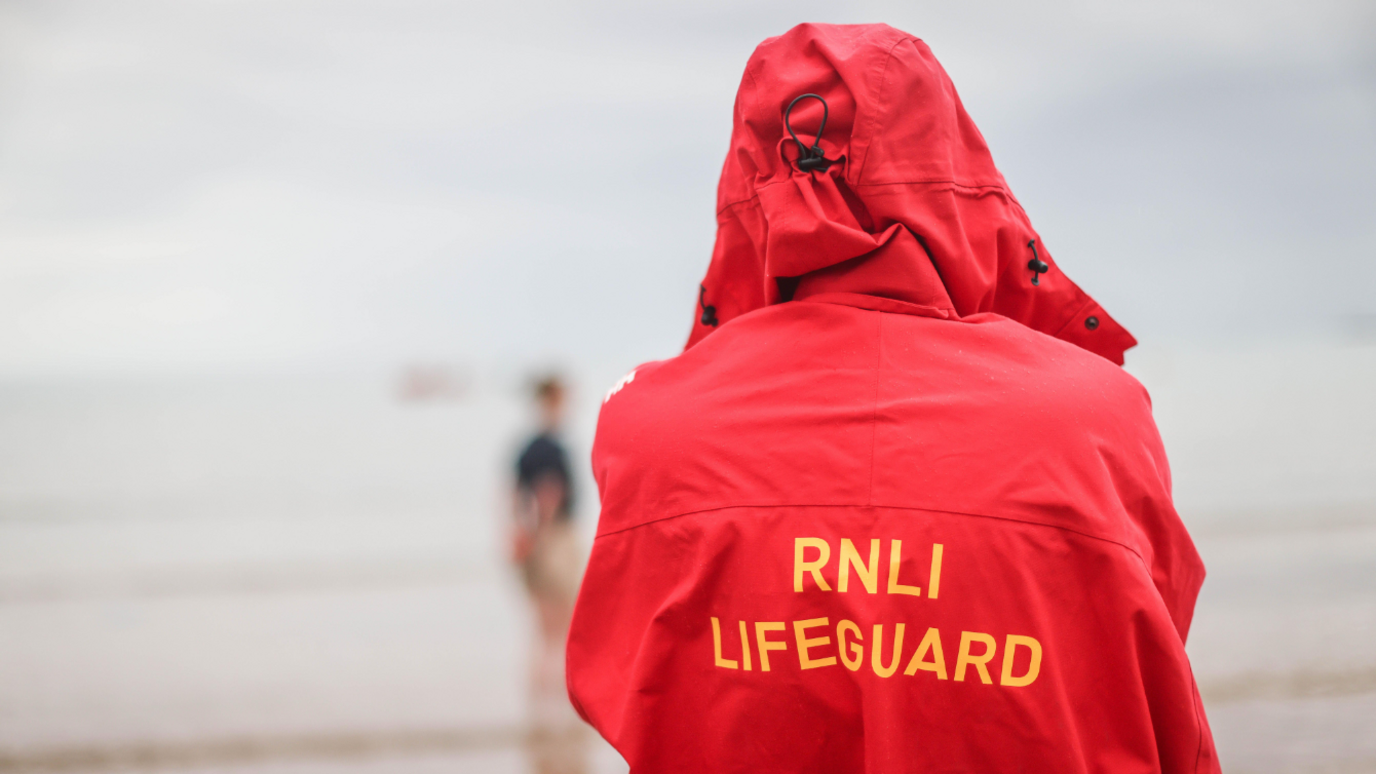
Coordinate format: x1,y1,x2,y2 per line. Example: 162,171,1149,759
687,23,1136,364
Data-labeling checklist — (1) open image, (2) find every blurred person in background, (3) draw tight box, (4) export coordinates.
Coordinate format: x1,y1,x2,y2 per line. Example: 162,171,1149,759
511,374,588,773
568,23,1218,773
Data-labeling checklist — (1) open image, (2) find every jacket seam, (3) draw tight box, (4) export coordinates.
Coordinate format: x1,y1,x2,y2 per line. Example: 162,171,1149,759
866,314,882,504
593,501,1149,565
853,180,1010,191
853,34,908,185
717,193,760,217
716,180,1012,218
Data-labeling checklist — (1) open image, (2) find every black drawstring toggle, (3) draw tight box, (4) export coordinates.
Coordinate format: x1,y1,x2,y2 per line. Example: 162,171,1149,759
1027,239,1049,286
784,93,836,173
699,285,719,327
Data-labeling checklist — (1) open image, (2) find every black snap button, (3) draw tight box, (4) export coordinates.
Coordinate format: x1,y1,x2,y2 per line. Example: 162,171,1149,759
1085,316,1100,330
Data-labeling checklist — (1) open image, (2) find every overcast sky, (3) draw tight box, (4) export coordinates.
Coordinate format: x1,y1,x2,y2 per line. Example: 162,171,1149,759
0,0,1372,376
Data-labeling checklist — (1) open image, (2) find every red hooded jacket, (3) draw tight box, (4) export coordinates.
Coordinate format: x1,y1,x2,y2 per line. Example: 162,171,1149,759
569,23,1218,773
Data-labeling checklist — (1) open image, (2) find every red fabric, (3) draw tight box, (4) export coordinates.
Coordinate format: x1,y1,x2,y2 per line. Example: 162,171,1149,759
685,22,1135,364
569,23,1217,773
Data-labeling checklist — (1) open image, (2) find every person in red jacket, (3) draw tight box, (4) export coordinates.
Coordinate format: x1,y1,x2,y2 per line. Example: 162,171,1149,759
568,23,1219,774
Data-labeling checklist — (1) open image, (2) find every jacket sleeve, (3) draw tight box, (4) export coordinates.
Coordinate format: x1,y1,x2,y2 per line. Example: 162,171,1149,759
1130,399,1207,643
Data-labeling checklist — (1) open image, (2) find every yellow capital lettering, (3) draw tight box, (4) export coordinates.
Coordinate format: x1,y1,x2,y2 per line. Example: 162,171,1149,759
794,538,832,592
1000,634,1042,687
793,617,838,670
871,623,906,678
903,626,948,679
887,540,921,596
954,631,997,684
738,620,753,671
838,538,880,593
755,621,787,671
837,619,864,671
927,543,944,599
711,617,738,669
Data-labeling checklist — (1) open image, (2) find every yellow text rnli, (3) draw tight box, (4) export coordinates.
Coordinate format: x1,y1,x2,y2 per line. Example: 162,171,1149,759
795,538,942,598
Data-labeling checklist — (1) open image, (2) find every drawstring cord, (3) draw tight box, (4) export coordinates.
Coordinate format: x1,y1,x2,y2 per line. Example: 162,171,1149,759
1027,239,1049,286
784,93,836,172
699,285,719,327
785,95,1050,290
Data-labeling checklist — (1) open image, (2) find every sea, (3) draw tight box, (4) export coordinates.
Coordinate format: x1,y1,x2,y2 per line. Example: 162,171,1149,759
1,342,1373,773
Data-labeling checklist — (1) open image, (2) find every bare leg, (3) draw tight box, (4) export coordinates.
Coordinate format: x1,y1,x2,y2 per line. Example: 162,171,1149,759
529,594,586,774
